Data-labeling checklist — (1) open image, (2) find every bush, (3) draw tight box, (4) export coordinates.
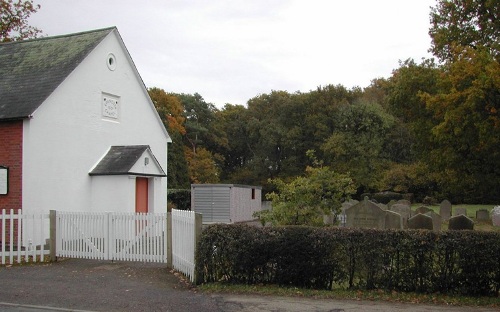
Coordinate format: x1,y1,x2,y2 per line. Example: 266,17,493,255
167,189,191,210
196,224,500,296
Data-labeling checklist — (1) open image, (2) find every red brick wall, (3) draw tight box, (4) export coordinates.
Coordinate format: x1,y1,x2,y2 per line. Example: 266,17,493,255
0,120,23,211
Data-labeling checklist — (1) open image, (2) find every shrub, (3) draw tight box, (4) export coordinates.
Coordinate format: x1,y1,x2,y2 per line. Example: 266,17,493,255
167,189,191,210
196,224,500,296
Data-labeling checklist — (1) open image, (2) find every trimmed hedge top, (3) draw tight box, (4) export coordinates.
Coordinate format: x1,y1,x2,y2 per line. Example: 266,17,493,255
196,224,500,296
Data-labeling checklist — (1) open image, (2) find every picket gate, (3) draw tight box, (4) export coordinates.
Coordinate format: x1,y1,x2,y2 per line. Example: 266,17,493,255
0,209,50,265
1,209,202,283
171,209,200,282
56,211,168,263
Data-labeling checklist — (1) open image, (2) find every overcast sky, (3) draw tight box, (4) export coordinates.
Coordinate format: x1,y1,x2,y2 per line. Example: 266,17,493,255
29,0,437,108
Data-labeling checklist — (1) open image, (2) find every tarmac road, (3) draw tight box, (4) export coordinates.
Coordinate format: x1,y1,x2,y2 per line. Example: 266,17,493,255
0,259,498,312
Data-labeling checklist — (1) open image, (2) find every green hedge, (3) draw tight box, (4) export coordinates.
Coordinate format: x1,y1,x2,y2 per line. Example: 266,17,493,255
167,189,191,210
195,224,500,296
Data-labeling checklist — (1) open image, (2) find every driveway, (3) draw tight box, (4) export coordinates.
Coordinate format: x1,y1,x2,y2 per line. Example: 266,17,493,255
0,259,497,312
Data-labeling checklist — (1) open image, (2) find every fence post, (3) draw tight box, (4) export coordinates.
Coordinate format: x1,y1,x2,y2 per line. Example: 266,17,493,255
49,210,57,262
193,212,203,284
166,212,172,269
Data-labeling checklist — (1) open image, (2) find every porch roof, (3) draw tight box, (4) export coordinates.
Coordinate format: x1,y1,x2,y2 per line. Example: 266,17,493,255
89,145,166,177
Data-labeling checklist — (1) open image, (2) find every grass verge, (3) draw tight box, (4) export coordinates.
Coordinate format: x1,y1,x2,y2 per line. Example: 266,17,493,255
197,283,500,308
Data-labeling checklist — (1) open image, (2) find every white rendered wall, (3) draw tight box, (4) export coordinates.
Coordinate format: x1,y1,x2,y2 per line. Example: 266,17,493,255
230,186,262,223
22,30,169,216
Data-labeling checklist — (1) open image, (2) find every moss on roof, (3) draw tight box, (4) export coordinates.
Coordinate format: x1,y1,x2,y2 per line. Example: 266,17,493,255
0,27,115,120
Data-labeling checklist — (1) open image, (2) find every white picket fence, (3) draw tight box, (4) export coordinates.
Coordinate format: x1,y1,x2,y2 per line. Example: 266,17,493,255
171,209,199,282
0,209,50,265
1,209,202,283
56,211,168,263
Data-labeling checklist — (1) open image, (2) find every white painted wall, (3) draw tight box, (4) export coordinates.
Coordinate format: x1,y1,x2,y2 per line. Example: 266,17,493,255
230,186,262,223
22,30,169,217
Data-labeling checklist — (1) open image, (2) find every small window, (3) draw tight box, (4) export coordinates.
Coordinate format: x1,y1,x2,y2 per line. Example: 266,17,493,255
0,166,8,195
107,53,117,71
251,188,255,200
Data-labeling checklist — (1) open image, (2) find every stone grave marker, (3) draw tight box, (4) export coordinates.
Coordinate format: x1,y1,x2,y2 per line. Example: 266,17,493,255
384,210,403,229
475,209,489,221
387,200,397,209
439,199,452,221
408,213,433,230
448,214,474,230
378,203,388,210
491,206,500,226
425,211,442,231
390,204,411,228
415,206,433,215
345,197,385,229
397,199,412,207
454,207,467,216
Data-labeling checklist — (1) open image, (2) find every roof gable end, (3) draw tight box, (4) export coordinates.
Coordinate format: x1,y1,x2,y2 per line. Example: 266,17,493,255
0,27,115,120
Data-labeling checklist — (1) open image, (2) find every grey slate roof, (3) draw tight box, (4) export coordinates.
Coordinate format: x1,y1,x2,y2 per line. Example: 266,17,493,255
89,145,166,177
0,27,115,120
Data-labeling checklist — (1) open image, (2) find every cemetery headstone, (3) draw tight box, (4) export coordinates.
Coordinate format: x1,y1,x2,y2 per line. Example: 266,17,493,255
378,203,388,210
491,206,500,226
415,206,433,215
439,199,452,221
323,213,335,225
387,200,397,209
345,197,386,229
455,207,467,216
408,213,433,230
425,211,442,231
397,199,412,207
390,204,411,228
448,214,474,230
384,210,403,229
475,209,489,221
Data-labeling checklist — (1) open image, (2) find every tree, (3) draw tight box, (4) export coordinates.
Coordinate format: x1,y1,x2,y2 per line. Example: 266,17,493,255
215,104,253,183
255,157,355,226
321,101,395,193
429,0,500,62
184,147,221,184
421,46,500,202
1,0,41,42
385,58,441,159
148,88,189,189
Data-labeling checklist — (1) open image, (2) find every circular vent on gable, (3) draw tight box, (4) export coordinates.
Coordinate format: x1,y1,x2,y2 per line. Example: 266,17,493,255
107,53,117,71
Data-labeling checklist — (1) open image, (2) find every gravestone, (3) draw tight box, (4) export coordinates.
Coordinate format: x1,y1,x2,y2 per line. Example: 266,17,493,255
439,199,452,221
476,209,489,221
425,211,442,231
415,206,433,215
492,206,500,226
397,199,412,207
378,203,388,210
384,210,403,229
345,197,385,229
390,204,411,228
387,200,397,209
455,207,467,217
408,213,433,230
448,214,474,230
323,213,335,225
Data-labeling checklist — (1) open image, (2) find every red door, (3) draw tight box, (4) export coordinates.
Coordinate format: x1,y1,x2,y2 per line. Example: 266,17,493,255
135,177,149,213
